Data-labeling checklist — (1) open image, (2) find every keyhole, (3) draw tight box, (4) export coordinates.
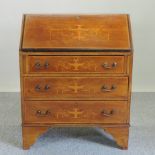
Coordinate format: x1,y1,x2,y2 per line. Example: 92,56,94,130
76,16,80,19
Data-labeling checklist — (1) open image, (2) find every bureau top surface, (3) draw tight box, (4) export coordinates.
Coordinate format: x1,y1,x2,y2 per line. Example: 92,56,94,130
20,14,132,51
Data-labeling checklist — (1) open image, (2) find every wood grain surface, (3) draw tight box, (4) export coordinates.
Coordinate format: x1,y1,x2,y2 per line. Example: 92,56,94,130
21,14,131,50
24,100,128,124
20,14,133,149
25,55,125,74
23,76,128,100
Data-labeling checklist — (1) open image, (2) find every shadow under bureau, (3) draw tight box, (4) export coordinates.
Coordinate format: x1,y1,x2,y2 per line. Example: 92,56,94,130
19,14,133,149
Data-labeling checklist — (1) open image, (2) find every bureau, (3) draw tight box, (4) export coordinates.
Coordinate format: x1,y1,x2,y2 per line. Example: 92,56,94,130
19,14,133,149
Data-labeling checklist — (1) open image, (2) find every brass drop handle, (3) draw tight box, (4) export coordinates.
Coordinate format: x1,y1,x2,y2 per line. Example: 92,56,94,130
44,61,49,68
102,62,117,69
35,84,50,91
36,110,51,117
35,85,41,91
101,110,114,117
101,85,116,92
34,61,49,69
35,62,41,69
44,85,50,91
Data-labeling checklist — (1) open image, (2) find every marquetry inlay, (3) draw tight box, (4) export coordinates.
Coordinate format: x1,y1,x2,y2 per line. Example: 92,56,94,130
74,25,86,40
68,108,84,118
56,57,98,72
55,107,97,119
50,25,110,41
55,79,98,95
67,81,84,93
68,57,84,71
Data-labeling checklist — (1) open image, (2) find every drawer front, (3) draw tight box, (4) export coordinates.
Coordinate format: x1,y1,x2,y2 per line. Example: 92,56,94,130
23,77,128,100
26,56,125,74
24,101,128,124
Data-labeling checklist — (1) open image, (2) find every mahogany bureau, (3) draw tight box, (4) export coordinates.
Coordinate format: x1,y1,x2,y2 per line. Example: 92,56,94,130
19,14,133,149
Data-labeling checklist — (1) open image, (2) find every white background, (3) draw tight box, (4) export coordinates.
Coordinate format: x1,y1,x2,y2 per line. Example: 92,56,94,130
0,0,155,92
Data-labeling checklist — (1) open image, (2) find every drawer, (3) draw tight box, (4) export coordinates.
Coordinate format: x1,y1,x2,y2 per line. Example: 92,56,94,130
23,77,128,100
24,101,129,124
25,56,125,74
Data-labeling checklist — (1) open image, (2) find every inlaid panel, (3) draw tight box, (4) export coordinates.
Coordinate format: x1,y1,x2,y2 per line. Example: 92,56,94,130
22,15,131,50
23,77,128,100
24,100,128,124
26,55,125,74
